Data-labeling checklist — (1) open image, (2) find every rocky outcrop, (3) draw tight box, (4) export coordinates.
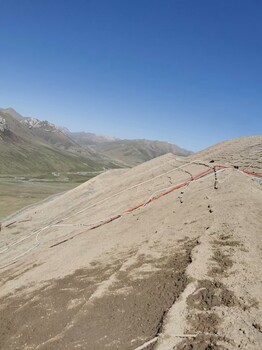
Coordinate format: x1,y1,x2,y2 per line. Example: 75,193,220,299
20,117,60,133
0,116,9,133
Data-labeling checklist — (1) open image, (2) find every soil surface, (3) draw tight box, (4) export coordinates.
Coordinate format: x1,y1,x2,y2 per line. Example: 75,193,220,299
0,135,261,350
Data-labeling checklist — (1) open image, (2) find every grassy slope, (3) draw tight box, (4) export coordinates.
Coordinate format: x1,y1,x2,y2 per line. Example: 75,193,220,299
0,141,104,175
0,111,109,175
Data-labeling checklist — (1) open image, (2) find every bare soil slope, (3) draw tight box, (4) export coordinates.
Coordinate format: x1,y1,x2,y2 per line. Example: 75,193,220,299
0,135,261,350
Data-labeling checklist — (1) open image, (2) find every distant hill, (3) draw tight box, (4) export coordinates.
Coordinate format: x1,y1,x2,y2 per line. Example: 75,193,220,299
87,139,192,166
0,107,24,121
20,117,81,150
0,109,114,175
0,107,192,174
68,131,119,146
68,132,192,166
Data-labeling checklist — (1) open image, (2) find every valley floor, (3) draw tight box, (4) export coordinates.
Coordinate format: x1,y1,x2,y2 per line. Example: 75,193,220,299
0,173,99,220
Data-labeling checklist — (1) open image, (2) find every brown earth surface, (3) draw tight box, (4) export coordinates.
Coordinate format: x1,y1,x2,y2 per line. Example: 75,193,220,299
0,135,261,350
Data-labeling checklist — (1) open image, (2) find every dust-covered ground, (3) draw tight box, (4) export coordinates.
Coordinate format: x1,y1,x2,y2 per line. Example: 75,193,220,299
0,135,261,350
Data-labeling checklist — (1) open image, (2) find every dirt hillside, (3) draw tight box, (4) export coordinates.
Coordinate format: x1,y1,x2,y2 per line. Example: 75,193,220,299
0,135,261,350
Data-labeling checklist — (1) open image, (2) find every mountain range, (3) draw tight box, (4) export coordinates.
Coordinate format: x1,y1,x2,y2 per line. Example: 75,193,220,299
0,107,192,175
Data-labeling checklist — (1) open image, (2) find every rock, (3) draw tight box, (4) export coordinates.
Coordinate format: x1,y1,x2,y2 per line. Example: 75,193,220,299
0,116,9,132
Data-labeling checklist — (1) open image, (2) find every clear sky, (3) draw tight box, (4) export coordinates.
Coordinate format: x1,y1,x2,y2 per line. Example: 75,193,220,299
0,0,261,151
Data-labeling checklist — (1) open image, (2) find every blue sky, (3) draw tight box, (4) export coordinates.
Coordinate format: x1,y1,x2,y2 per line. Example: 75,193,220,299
0,0,261,151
